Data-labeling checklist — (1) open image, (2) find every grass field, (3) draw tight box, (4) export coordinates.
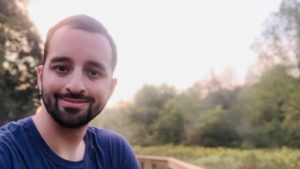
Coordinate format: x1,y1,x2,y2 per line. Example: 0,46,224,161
134,145,300,169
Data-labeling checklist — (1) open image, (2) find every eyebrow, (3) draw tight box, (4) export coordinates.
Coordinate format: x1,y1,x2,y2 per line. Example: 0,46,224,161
48,56,109,73
49,56,71,63
86,60,107,71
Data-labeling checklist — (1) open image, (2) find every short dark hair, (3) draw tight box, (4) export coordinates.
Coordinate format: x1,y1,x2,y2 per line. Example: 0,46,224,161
43,15,117,71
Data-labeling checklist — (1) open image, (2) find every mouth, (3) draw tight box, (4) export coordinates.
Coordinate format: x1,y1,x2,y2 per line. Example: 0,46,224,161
58,97,91,110
53,93,94,111
61,97,90,103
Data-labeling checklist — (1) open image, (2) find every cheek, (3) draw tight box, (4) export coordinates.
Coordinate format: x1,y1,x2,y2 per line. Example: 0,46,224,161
88,83,112,99
42,77,66,93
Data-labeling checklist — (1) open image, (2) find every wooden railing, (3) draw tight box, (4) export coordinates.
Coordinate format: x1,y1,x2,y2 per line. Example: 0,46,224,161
137,155,205,169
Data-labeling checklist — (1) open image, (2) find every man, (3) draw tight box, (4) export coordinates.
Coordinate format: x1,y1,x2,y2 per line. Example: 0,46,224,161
0,15,140,169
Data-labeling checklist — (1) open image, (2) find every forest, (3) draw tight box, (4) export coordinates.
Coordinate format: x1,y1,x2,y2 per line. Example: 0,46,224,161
95,0,300,149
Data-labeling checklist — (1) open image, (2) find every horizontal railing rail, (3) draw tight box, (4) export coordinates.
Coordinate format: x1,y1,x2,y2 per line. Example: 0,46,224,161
137,155,204,169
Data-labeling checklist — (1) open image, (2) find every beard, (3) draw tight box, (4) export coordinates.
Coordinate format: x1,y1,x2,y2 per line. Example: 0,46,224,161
41,87,102,128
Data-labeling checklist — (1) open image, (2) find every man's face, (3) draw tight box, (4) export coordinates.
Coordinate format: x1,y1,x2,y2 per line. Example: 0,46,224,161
37,26,116,128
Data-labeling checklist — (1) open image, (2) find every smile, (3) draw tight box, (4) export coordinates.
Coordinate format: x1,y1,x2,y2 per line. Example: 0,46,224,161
61,97,90,103
59,97,90,109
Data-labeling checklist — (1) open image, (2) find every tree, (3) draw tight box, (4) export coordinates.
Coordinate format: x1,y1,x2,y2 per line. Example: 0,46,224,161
245,0,300,147
128,84,177,145
241,65,300,147
155,86,203,145
254,0,300,75
280,75,300,147
205,88,241,110
193,106,241,147
0,0,42,125
152,111,184,144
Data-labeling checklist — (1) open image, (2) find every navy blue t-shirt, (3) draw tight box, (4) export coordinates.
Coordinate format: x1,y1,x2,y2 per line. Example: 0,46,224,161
0,117,140,169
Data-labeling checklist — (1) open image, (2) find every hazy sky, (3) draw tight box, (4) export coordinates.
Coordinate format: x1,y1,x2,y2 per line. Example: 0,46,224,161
28,0,282,106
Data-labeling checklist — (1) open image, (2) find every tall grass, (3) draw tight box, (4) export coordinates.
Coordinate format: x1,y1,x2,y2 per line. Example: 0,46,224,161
134,145,300,169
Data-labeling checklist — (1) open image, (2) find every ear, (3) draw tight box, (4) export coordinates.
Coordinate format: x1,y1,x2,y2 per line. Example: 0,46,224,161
37,65,43,91
109,78,118,98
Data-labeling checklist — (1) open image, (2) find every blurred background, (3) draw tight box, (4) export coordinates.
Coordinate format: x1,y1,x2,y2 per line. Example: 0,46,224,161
1,0,300,168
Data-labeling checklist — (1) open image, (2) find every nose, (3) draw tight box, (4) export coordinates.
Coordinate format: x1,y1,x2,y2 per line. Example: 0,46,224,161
65,71,86,94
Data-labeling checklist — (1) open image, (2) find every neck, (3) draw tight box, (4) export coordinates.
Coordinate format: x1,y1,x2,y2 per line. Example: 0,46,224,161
32,106,87,161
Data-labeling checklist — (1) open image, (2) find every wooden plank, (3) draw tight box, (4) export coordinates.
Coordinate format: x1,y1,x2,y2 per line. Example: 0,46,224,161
168,158,204,169
138,155,169,168
137,155,204,169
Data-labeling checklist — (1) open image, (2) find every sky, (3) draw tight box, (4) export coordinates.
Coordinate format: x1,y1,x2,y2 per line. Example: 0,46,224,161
28,0,282,106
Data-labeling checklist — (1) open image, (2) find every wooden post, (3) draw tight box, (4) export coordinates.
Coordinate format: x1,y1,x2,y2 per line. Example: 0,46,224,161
140,162,144,169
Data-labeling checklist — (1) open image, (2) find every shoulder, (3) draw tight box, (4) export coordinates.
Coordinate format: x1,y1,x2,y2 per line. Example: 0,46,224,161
0,117,32,140
0,117,32,168
86,126,128,145
86,126,141,169
0,117,32,146
87,125,123,138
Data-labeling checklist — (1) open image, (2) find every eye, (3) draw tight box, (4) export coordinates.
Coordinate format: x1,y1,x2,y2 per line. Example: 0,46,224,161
87,68,101,78
53,65,69,74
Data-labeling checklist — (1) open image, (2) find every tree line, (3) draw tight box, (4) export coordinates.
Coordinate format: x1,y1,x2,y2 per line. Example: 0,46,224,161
94,0,300,148
95,64,300,148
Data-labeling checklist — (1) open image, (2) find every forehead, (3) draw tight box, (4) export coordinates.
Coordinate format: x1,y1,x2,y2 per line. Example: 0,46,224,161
46,26,113,69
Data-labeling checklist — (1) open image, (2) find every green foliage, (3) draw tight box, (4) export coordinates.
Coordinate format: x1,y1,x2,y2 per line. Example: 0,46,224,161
0,0,42,125
160,87,204,145
239,65,300,147
281,86,300,147
193,107,241,147
128,84,177,145
152,112,184,144
93,0,300,148
205,87,241,110
134,145,300,169
130,84,176,125
94,64,300,148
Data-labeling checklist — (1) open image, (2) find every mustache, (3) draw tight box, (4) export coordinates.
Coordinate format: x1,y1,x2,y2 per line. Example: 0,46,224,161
54,93,95,103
